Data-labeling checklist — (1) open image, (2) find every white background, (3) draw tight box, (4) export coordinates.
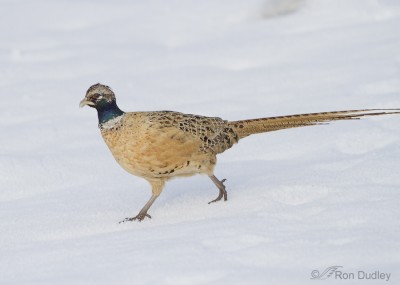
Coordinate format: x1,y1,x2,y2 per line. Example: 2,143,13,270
1,0,399,284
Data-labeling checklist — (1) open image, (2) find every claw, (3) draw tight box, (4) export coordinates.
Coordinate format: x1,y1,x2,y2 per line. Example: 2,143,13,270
119,213,151,223
208,197,223,204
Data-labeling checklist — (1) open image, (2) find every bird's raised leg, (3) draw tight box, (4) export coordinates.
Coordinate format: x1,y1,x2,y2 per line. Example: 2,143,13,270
120,179,165,223
208,175,227,204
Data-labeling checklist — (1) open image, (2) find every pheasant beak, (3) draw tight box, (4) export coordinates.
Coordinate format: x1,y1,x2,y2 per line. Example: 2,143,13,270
79,98,95,108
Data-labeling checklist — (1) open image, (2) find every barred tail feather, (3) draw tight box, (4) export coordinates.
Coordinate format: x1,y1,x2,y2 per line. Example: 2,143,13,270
229,109,400,139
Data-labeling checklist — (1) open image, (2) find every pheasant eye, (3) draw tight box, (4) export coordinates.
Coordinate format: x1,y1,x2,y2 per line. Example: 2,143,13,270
90,93,103,101
93,93,103,101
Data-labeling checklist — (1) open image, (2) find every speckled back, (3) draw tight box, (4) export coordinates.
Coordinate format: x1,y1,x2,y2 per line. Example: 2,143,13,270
144,111,239,154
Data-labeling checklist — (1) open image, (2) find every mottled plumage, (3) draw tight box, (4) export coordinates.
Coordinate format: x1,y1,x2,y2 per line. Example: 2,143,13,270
80,83,400,221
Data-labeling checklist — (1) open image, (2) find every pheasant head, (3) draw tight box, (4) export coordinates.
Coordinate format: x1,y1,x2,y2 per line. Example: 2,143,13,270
80,83,124,125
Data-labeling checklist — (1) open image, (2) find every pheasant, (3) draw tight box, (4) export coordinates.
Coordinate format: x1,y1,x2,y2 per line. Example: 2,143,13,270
80,83,399,222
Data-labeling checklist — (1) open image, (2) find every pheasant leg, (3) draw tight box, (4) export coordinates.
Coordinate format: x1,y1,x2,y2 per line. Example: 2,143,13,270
208,175,227,204
119,194,158,223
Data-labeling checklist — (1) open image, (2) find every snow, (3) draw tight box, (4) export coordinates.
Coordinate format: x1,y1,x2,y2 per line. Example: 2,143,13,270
1,0,400,284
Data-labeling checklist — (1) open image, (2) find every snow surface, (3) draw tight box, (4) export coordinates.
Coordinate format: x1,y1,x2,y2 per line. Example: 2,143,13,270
1,0,400,284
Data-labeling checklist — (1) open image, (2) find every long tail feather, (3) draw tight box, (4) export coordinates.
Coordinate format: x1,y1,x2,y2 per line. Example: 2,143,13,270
229,109,400,139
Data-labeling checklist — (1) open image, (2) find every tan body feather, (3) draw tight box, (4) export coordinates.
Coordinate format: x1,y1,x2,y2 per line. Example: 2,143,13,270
100,108,399,210
101,112,218,182
101,109,400,221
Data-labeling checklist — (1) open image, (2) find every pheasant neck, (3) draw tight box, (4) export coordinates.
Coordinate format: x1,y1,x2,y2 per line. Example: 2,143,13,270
96,102,124,125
